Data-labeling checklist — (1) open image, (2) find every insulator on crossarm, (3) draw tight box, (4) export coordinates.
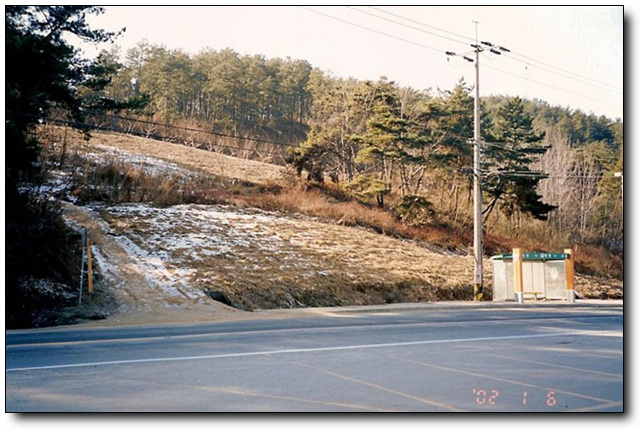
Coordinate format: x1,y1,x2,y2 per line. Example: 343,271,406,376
446,51,456,56
490,48,502,55
463,56,474,63
481,41,493,46
498,46,510,52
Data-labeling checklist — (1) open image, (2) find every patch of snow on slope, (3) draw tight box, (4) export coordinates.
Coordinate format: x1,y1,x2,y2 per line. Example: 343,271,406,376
92,145,188,176
95,203,307,299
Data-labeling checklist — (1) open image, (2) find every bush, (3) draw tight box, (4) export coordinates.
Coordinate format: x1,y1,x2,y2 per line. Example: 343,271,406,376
345,174,390,207
394,195,436,226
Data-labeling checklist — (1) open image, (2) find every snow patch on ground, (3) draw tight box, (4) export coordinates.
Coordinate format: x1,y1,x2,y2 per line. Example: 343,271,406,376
89,145,190,176
88,203,325,305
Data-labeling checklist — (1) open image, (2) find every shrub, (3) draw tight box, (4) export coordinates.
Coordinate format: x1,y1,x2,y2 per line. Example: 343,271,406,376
345,174,390,207
394,195,436,226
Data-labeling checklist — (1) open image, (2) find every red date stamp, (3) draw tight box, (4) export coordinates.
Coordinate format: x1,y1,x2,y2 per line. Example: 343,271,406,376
472,388,557,407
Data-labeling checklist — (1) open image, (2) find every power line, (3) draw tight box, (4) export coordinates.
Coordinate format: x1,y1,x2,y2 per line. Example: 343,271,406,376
306,6,621,112
508,51,623,93
35,114,615,184
483,63,621,108
367,6,622,94
501,55,623,95
481,141,545,154
12,109,299,148
482,169,609,179
299,6,444,54
347,6,470,47
94,113,298,148
367,6,476,43
33,116,295,158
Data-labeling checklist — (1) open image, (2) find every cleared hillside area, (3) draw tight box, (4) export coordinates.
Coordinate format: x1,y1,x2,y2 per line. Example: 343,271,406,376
37,126,622,324
62,127,286,185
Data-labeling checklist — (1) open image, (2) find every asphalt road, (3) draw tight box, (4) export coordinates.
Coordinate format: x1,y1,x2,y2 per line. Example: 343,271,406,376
6,304,624,412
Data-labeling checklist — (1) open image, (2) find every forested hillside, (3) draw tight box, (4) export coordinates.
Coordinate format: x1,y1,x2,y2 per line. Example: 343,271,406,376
89,42,623,260
6,7,621,329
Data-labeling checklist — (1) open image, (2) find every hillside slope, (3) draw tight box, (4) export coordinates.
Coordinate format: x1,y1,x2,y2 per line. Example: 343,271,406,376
39,126,622,324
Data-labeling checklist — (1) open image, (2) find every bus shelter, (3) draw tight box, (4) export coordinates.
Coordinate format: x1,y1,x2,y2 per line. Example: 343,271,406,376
491,251,573,302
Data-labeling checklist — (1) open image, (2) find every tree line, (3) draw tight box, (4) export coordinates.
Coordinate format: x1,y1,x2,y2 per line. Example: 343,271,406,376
98,42,313,146
91,41,623,251
15,27,623,252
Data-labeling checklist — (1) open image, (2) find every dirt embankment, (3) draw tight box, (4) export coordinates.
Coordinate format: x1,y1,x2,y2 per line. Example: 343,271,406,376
62,198,621,327
40,126,622,326
63,201,487,322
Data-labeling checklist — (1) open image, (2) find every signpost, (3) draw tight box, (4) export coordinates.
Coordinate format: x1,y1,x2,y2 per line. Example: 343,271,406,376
564,248,575,303
513,248,524,303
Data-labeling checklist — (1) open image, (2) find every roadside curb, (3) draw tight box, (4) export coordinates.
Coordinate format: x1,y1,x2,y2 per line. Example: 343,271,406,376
8,300,623,333
291,300,624,315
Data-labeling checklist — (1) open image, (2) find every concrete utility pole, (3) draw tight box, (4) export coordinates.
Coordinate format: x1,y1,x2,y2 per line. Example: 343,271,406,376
446,23,510,301
472,21,483,301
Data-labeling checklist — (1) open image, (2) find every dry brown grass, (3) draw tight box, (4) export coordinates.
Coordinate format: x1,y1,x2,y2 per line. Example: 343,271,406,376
38,125,285,185
40,124,623,284
81,202,485,312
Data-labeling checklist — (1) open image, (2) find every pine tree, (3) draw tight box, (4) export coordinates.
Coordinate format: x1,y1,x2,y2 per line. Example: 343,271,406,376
483,97,556,223
5,6,145,327
353,79,430,204
6,6,144,186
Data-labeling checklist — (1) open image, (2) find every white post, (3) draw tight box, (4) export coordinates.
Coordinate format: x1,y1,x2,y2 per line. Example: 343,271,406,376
78,228,86,306
513,248,523,303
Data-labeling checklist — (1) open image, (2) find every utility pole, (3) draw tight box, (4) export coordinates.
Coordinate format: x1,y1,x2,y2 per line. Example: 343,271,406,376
472,21,483,301
446,23,509,301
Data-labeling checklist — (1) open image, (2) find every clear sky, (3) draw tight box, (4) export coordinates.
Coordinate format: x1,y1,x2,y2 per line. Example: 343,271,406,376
77,5,624,120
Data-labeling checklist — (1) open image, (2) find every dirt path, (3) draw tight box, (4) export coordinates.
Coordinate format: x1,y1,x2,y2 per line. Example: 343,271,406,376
61,202,253,324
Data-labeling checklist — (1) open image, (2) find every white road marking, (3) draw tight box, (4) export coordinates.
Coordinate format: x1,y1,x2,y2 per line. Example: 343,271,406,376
7,312,621,349
6,330,621,372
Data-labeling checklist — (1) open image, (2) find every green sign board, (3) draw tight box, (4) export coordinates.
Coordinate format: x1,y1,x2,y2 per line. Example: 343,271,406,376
490,252,569,261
